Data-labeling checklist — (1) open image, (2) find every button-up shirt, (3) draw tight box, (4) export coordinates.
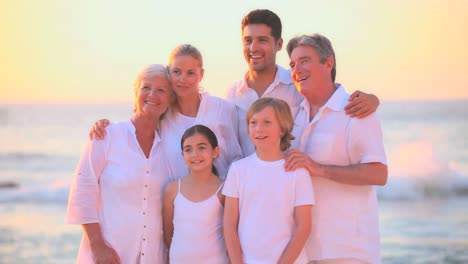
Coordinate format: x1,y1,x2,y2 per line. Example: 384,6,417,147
291,85,387,264
67,120,170,264
225,65,304,155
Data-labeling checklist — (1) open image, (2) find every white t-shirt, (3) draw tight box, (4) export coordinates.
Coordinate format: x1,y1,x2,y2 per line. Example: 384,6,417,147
225,65,304,155
223,153,315,264
291,85,387,264
160,92,243,180
67,120,170,264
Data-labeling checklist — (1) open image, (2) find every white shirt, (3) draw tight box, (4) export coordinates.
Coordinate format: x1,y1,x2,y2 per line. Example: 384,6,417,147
225,65,304,155
291,85,387,264
160,92,243,180
66,120,170,264
223,153,315,264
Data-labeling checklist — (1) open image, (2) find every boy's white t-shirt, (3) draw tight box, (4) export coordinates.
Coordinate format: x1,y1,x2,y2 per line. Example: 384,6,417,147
222,153,315,264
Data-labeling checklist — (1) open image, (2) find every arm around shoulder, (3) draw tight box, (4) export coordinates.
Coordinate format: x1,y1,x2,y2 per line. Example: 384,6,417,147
345,90,380,118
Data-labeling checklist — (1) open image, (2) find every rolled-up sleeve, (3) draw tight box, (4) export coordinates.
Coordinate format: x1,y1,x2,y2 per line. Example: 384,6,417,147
348,113,387,165
66,137,108,224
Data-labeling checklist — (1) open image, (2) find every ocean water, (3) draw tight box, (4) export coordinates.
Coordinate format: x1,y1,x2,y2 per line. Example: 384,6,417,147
0,100,467,263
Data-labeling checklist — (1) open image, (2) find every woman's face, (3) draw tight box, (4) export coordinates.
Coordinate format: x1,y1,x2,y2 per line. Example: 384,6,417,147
134,75,172,118
169,55,204,98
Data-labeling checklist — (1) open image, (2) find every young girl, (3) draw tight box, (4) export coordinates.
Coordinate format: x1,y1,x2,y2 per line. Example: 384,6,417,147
163,125,229,264
223,97,315,264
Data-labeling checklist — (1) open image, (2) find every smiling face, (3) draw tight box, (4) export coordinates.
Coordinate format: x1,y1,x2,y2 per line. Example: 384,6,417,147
242,24,282,73
182,133,219,174
248,105,283,153
169,55,204,98
289,45,333,97
134,75,171,118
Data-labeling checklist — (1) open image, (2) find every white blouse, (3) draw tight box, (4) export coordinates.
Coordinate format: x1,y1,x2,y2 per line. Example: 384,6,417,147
67,120,171,264
160,92,243,180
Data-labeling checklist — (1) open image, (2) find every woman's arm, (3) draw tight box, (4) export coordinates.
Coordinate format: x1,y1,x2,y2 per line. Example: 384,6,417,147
162,181,177,249
223,196,244,264
83,223,121,264
88,119,111,140
345,90,380,118
278,205,312,264
67,134,109,224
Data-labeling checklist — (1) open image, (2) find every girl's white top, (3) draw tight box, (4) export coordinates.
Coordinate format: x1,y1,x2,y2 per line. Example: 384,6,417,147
170,179,228,264
66,120,171,264
223,153,315,264
161,92,243,180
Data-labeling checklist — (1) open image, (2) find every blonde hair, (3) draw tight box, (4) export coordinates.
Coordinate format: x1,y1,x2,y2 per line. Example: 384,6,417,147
168,44,203,68
133,64,170,96
246,97,295,151
132,64,174,116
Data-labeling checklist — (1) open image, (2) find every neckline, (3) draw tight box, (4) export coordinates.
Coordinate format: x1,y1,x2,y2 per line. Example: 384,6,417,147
177,180,224,204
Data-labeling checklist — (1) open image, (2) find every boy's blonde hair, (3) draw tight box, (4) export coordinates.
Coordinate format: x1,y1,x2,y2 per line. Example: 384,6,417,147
246,97,295,151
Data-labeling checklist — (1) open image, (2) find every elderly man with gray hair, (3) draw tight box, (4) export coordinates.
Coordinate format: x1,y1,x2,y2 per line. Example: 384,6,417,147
284,33,388,264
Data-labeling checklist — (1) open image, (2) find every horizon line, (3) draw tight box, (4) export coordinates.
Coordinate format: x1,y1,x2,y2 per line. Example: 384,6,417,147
1,97,467,105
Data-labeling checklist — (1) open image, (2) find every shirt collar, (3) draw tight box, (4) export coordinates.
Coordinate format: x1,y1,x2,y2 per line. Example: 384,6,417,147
125,119,162,142
324,83,348,111
238,64,293,94
300,83,348,112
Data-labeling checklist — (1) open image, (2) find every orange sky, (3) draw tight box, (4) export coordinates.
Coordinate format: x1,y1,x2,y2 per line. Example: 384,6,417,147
1,0,467,103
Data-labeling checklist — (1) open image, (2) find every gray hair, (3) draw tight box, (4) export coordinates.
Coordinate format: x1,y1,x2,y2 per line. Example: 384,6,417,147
133,64,170,96
286,34,337,82
132,64,174,115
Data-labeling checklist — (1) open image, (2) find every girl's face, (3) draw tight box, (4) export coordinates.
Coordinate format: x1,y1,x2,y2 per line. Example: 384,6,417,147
134,75,171,118
182,133,219,174
248,106,283,153
169,55,204,98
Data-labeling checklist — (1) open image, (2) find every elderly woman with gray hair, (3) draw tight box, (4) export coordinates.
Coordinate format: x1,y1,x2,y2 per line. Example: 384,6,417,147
67,64,173,264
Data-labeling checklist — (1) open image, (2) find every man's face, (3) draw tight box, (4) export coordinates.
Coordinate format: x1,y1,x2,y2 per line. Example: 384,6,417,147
242,24,282,73
289,45,331,96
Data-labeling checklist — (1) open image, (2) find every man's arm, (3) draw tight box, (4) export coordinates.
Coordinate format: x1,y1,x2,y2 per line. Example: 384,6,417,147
345,90,380,118
285,149,387,186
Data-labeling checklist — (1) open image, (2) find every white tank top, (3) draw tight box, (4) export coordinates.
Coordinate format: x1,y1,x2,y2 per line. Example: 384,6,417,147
169,179,229,264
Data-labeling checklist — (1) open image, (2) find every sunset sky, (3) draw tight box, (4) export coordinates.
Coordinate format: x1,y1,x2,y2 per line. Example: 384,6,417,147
1,0,467,103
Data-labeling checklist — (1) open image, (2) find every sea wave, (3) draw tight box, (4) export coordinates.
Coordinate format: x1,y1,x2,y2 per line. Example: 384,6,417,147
0,179,70,204
378,141,468,200
0,152,77,172
1,140,467,202
0,152,69,161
